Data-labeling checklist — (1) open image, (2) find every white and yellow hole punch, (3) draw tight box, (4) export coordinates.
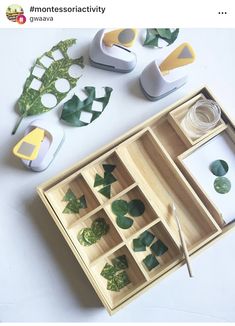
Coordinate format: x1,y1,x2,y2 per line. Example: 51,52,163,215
13,119,64,172
89,28,138,73
140,43,196,101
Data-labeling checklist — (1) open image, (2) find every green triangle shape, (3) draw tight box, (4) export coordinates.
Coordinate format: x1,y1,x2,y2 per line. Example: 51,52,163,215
98,185,111,199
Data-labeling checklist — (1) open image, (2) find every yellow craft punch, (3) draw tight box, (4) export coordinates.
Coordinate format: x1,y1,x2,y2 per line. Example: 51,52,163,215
103,28,138,47
13,127,45,161
89,29,137,73
13,119,64,172
140,42,196,101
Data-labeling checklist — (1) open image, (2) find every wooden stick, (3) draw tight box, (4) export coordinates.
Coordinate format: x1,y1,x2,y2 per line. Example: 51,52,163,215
172,203,193,277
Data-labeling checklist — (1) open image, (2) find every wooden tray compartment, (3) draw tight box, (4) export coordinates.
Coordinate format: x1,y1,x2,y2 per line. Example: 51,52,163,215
90,245,147,309
117,129,221,252
168,93,226,147
82,152,135,204
67,208,123,265
45,174,100,228
128,220,182,280
105,185,160,240
177,125,235,227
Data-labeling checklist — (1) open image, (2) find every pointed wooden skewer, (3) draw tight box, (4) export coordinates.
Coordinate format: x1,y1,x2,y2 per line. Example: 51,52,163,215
172,203,193,278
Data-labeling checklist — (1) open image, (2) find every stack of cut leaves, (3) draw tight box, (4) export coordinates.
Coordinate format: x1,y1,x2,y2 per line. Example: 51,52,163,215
144,28,179,48
62,188,87,214
77,217,109,246
111,199,145,229
101,255,130,292
132,230,168,271
94,164,117,199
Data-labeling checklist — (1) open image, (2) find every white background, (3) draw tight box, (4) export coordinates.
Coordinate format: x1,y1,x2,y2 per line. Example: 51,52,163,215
0,28,235,322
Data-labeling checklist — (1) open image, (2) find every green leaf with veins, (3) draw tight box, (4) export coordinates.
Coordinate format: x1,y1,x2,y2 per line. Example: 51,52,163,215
60,86,113,127
12,39,84,134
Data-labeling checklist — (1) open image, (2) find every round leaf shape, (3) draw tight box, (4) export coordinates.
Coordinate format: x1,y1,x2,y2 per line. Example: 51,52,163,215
128,199,145,217
210,160,229,176
214,177,231,194
116,215,133,229
111,200,128,216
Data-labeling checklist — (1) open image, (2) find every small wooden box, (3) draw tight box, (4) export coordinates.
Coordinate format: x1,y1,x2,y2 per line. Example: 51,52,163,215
37,86,235,315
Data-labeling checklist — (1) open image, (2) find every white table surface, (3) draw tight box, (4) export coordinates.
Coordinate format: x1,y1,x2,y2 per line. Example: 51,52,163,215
1,28,235,322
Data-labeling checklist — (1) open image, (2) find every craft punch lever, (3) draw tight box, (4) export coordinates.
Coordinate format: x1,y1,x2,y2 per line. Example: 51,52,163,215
13,119,64,172
89,28,137,73
140,43,196,101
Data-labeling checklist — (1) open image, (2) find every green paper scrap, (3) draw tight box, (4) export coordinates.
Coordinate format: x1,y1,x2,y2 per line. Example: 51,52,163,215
128,199,145,217
101,255,131,292
214,177,231,194
210,160,229,177
98,184,111,198
112,255,128,270
133,238,146,252
150,239,168,256
139,230,155,247
77,217,109,246
62,190,87,214
94,174,104,187
116,215,133,229
103,164,116,173
101,263,118,280
111,200,129,216
114,271,130,290
143,254,159,271
103,172,117,185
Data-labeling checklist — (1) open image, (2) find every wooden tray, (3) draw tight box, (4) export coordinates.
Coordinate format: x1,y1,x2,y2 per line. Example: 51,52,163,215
37,86,235,315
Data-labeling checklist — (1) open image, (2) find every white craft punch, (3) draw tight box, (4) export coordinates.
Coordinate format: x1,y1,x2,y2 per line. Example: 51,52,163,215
140,43,196,101
13,119,64,172
89,29,137,73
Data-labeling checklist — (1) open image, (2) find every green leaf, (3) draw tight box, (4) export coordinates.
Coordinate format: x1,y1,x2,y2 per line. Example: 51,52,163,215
12,39,84,134
114,271,130,290
111,200,129,216
139,230,155,247
214,177,231,194
60,86,113,127
128,199,145,217
107,278,120,292
116,215,133,229
157,28,172,40
103,172,117,185
101,263,118,280
143,254,159,271
150,240,168,256
210,160,229,177
94,173,104,187
143,28,179,48
63,188,77,202
103,164,116,173
98,185,111,198
63,199,81,214
133,238,146,252
112,255,128,270
77,229,92,246
91,217,109,238
82,228,98,245
79,195,87,209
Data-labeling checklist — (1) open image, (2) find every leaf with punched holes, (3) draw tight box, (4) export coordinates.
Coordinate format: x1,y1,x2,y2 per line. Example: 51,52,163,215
60,86,113,127
12,39,84,134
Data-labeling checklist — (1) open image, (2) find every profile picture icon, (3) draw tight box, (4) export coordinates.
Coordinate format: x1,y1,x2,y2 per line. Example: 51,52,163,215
6,4,26,24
